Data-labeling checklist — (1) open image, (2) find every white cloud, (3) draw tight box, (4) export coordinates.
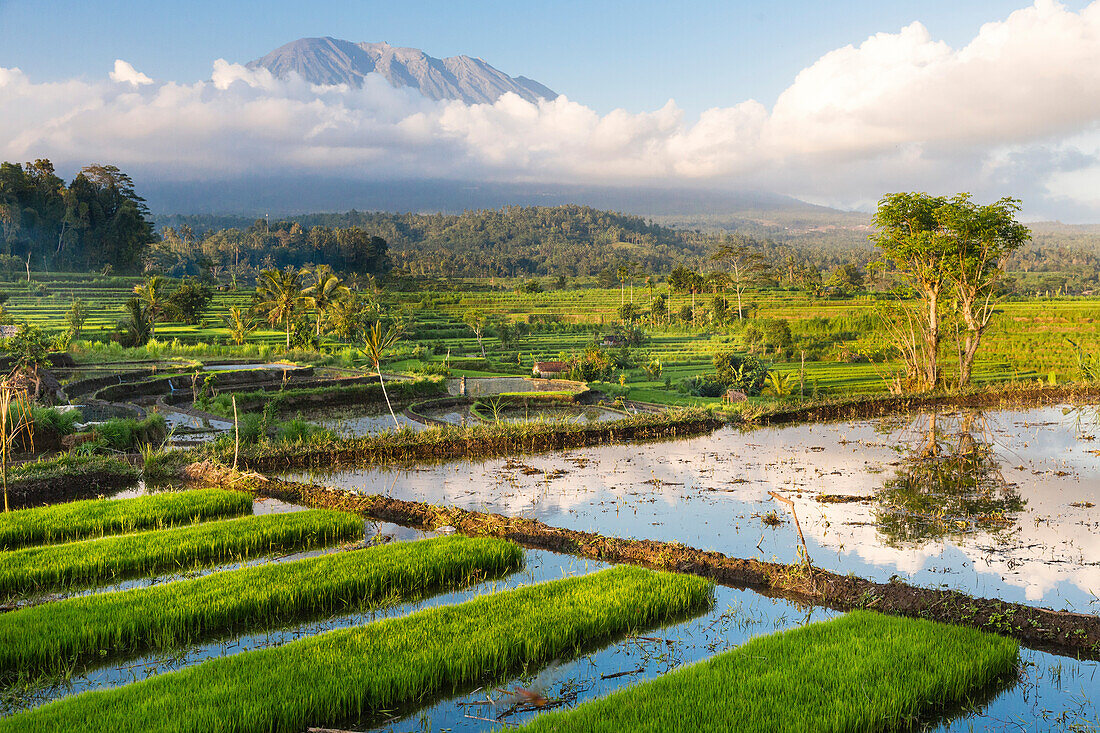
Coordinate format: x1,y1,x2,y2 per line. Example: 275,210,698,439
5,1,1100,217
109,60,153,86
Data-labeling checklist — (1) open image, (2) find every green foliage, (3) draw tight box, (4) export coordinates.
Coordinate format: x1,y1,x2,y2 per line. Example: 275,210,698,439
165,279,213,325
117,297,151,347
9,454,139,485
94,414,167,451
63,298,89,342
678,374,728,398
570,346,614,382
712,351,768,395
27,407,80,439
0,489,251,550
0,160,155,273
0,566,711,733
0,509,362,595
4,323,52,373
0,535,523,679
520,611,1018,732
276,416,336,444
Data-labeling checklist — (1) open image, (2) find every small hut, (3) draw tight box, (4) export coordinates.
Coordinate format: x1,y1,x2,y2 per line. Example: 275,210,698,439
533,361,570,378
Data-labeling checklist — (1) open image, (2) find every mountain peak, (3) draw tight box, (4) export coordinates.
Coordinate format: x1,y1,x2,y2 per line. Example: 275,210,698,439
248,37,557,104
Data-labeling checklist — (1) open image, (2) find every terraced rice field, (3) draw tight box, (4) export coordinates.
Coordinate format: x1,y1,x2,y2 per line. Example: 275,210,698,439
0,452,1092,731
6,275,1099,401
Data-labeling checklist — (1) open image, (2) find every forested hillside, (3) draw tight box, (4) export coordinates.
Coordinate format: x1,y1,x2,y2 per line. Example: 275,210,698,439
0,161,156,273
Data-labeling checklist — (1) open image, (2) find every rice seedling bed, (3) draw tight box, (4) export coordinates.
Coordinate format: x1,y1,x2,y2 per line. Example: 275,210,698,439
0,566,711,733
519,611,1019,733
0,535,523,680
0,489,253,550
0,509,363,595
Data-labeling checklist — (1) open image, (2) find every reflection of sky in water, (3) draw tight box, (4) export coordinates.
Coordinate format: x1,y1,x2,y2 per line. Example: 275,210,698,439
288,404,1100,615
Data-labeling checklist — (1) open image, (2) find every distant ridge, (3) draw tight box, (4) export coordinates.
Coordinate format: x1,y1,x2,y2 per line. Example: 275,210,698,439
248,37,557,104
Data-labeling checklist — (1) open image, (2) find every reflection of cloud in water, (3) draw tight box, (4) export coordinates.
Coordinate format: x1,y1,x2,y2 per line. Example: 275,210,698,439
289,403,1100,612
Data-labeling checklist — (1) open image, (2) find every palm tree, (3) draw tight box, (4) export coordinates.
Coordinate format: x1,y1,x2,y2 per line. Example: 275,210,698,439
133,275,168,338
223,306,257,346
255,269,304,349
302,267,350,338
362,321,402,427
121,297,152,346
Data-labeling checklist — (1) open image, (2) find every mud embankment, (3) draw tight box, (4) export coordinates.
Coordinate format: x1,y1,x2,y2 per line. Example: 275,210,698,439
234,475,1100,660
753,383,1100,425
231,413,722,472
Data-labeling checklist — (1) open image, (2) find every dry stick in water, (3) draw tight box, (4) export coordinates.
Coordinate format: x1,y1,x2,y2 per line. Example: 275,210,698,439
232,395,239,471
768,490,813,574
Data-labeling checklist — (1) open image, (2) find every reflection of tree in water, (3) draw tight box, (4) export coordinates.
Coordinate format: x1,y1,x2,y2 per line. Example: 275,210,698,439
875,411,1025,546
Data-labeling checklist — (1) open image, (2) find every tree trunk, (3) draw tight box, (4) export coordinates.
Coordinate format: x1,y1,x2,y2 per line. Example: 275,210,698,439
925,289,940,390
959,328,982,388
478,333,486,359
285,318,291,349
736,285,744,320
377,369,400,428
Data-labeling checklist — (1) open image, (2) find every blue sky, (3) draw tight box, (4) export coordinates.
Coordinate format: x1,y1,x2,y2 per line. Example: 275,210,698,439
0,0,1086,117
5,0,1100,220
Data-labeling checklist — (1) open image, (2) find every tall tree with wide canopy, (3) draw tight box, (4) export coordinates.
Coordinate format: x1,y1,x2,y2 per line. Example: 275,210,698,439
939,194,1030,387
872,193,953,391
712,234,769,320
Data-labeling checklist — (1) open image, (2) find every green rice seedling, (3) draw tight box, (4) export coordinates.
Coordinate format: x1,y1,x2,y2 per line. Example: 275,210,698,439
0,566,711,733
0,489,252,550
519,610,1019,732
0,535,522,679
0,509,362,595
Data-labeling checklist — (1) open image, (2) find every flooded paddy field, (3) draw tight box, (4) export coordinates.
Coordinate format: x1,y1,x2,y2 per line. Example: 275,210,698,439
288,403,1100,616
3,501,1095,732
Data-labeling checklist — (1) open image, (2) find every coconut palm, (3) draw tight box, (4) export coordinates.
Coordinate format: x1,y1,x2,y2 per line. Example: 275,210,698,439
121,297,152,347
362,321,402,427
255,268,304,349
223,306,257,346
302,267,350,338
132,275,168,338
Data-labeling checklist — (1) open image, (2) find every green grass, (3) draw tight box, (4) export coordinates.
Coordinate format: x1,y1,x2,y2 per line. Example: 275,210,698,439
0,566,712,733
0,489,253,550
0,535,523,680
0,509,363,595
8,453,140,485
520,610,1019,733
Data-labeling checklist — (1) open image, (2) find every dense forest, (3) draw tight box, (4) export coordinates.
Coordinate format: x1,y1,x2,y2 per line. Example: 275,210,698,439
7,157,1100,292
162,206,715,278
0,160,156,273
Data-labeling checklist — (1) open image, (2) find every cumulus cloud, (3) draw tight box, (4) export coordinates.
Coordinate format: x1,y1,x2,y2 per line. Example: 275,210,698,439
109,60,153,86
5,0,1100,217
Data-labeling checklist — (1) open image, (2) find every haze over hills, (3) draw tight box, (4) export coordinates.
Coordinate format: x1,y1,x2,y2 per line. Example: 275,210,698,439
248,37,558,104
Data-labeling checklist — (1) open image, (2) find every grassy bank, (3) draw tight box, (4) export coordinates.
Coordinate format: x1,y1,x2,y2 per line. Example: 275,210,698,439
4,454,141,509
0,535,522,679
0,566,711,732
0,489,252,550
0,509,362,595
211,407,719,470
521,611,1018,732
200,376,447,418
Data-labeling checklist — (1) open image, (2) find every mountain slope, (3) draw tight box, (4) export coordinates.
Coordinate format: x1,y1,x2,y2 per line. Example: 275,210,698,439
248,37,557,104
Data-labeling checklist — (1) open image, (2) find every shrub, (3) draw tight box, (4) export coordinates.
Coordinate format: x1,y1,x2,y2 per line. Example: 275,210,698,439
713,352,769,395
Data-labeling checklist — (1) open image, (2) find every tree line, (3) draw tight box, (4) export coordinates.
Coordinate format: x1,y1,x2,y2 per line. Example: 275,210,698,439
0,160,156,273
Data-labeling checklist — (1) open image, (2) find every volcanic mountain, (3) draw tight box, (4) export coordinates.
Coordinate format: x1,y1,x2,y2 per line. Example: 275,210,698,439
248,36,557,104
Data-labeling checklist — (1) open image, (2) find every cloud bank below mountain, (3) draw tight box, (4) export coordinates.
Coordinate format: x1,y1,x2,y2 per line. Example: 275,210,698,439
4,0,1100,219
